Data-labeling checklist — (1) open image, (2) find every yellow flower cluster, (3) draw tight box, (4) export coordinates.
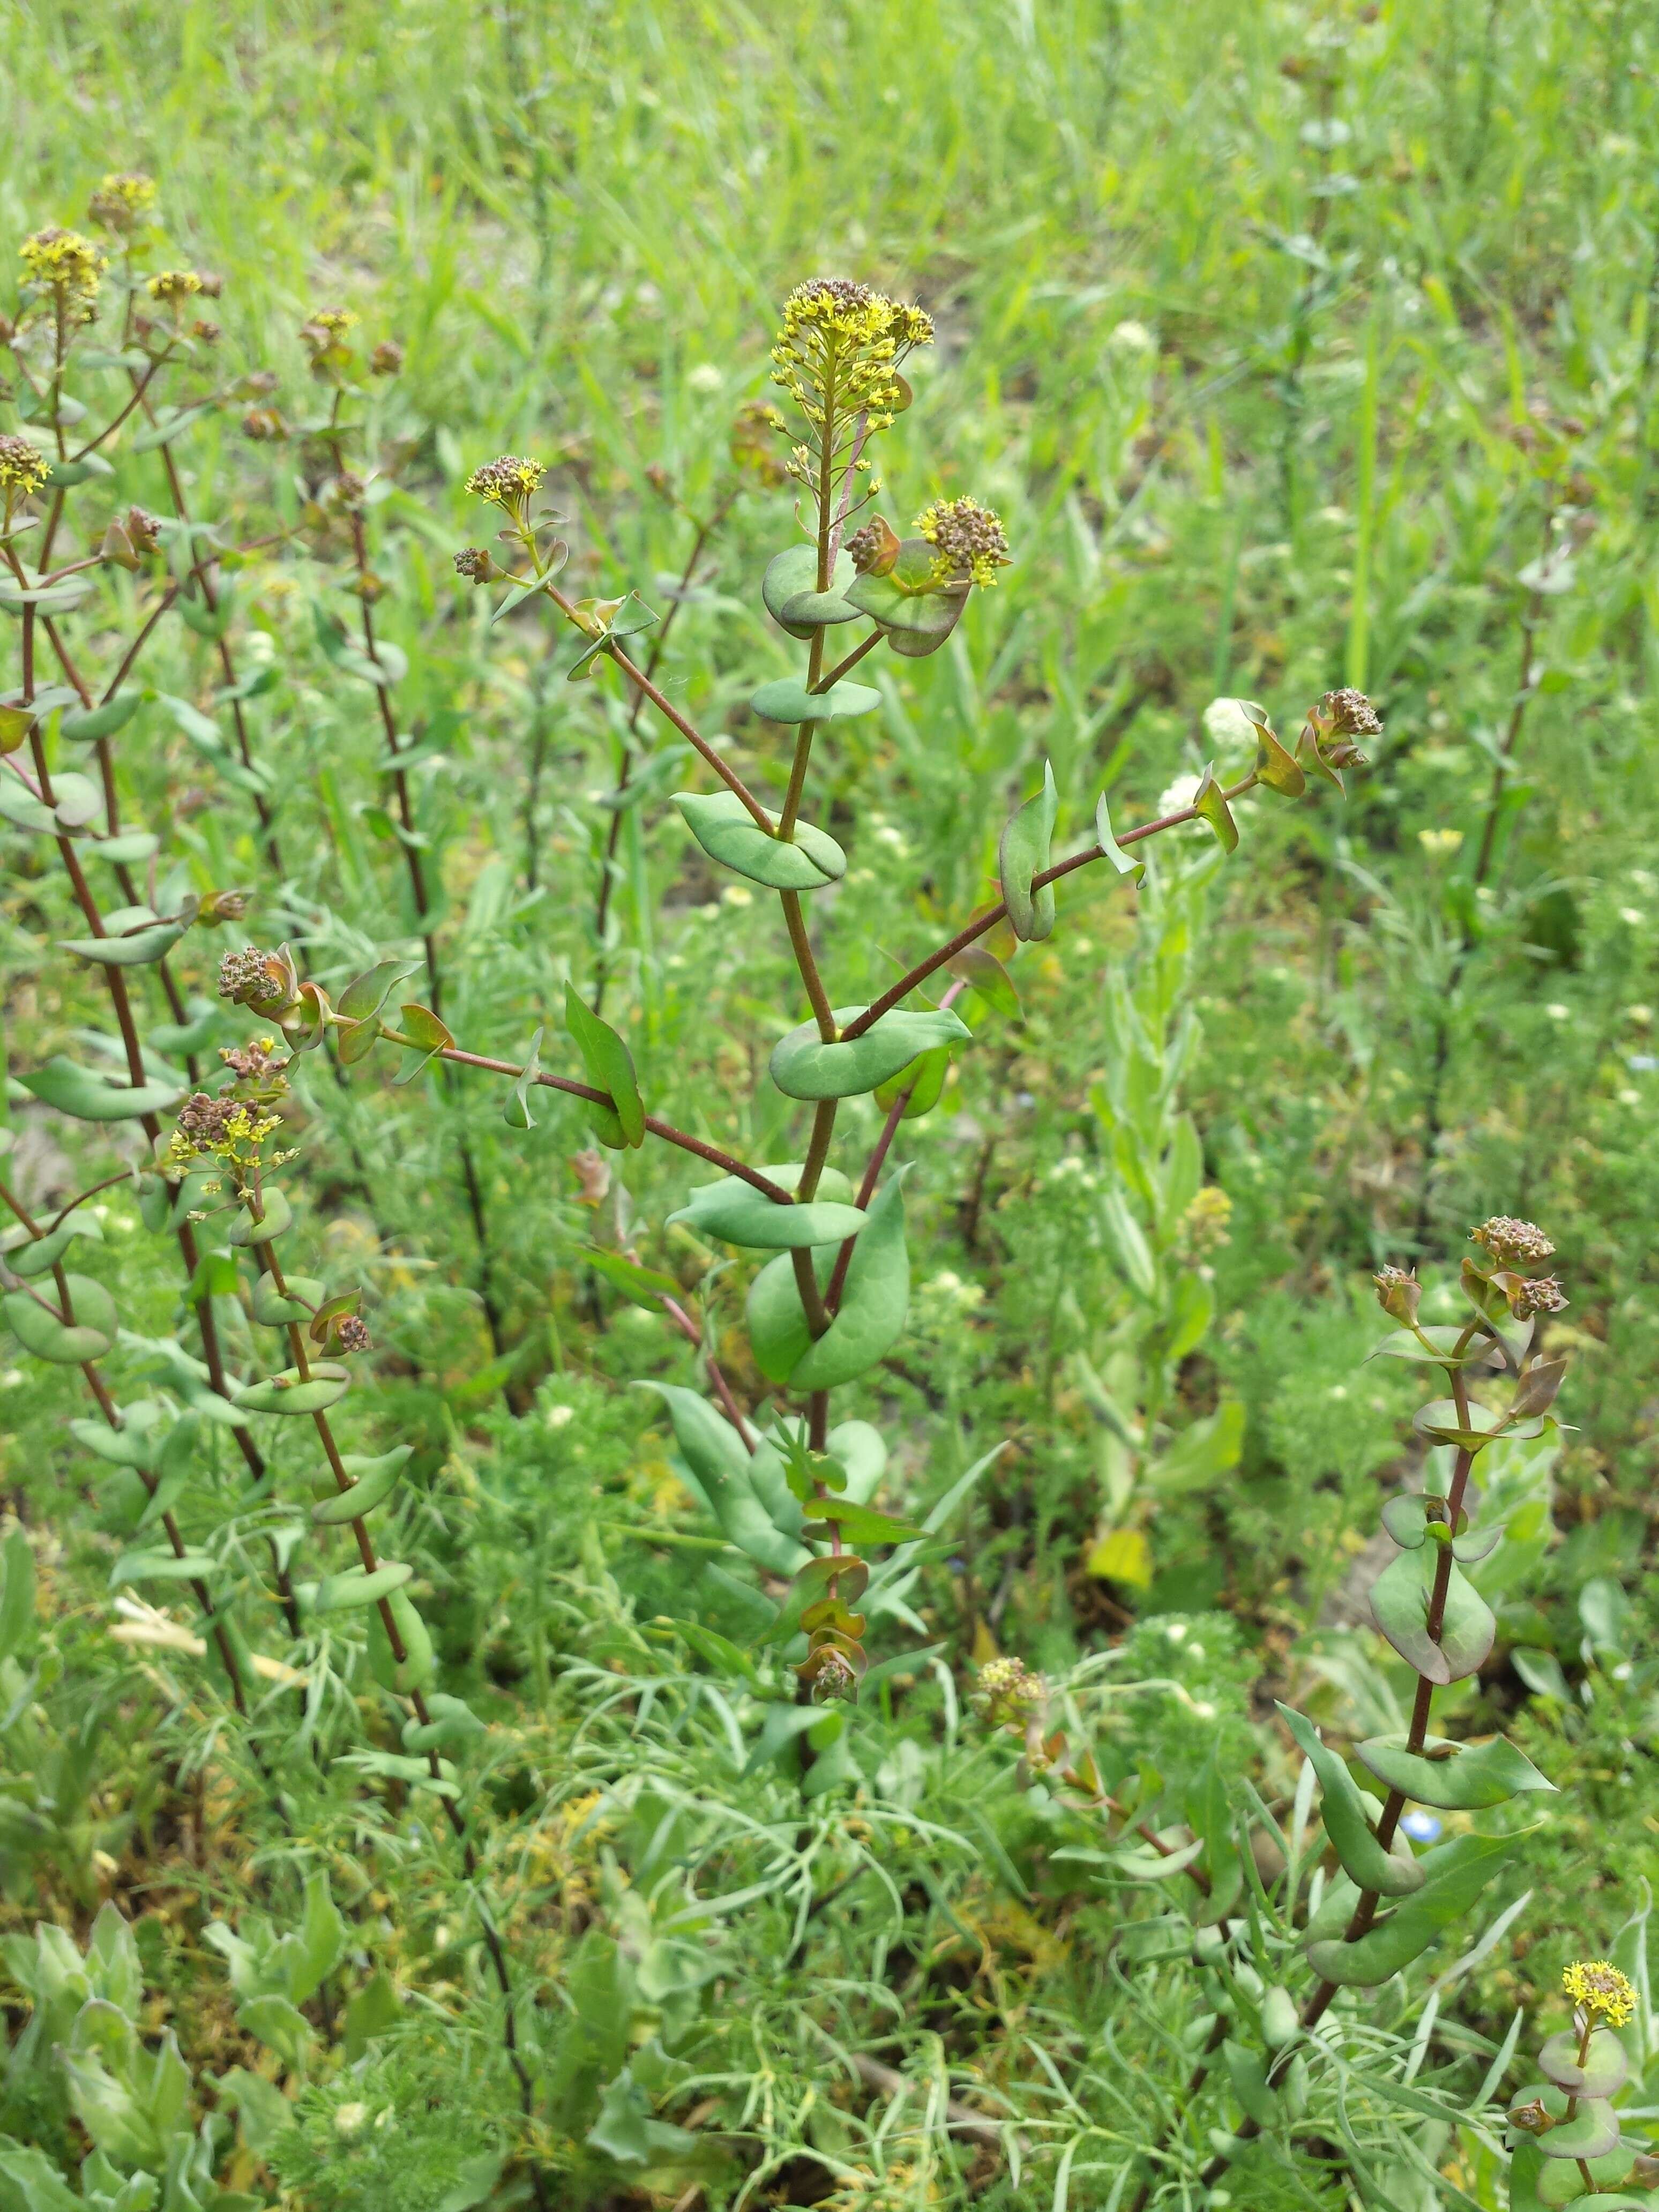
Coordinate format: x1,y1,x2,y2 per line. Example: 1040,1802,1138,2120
0,435,50,500
164,1092,282,1180
465,454,547,513
770,277,932,439
1563,1959,1637,2027
915,495,1012,588
88,173,157,233
146,268,204,303
19,229,108,321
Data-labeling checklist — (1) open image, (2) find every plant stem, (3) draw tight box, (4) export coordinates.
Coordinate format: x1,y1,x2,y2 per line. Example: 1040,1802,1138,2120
845,774,1260,1040
376,1029,793,1200
13,595,269,1486
250,1221,537,2120
592,489,736,1012
348,513,507,1362
0,1172,253,1715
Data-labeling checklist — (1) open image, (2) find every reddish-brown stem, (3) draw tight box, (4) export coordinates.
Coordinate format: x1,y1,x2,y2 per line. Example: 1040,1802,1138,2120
0,1172,252,1715
536,575,773,830
593,491,736,1011
843,776,1259,1042
376,1029,793,1201
251,1217,534,2114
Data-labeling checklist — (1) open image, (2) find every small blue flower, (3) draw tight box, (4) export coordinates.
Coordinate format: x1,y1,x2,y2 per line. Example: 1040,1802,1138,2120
1401,1810,1442,1843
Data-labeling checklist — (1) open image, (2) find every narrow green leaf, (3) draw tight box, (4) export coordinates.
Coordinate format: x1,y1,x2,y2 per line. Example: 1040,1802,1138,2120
999,761,1058,940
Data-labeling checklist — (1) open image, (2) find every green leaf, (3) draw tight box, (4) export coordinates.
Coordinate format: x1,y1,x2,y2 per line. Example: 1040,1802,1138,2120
1413,1395,1543,1451
750,677,881,723
873,1043,951,1119
368,1586,434,1692
311,1446,412,1525
585,1249,682,1307
251,1269,323,1326
801,1496,928,1545
393,1000,455,1084
999,761,1058,940
669,1175,868,1250
648,1616,762,1688
1277,1706,1425,1897
1148,1401,1245,1495
1368,1324,1485,1367
503,1026,544,1130
769,1004,972,1102
565,984,645,1147
673,789,845,891
1254,726,1306,798
131,402,213,452
1306,1832,1519,1986
337,957,420,1025
565,591,656,679
0,780,55,834
0,2142,85,2211
759,1554,872,1649
403,1694,485,1752
845,543,969,657
21,1058,183,1122
49,772,104,828
1538,2029,1628,2099
1370,1545,1496,1684
3,1275,117,1363
312,1560,413,1614
110,1548,217,1585
234,1362,349,1416
61,694,140,743
1356,1731,1555,1810
1192,762,1238,852
1533,2099,1622,2162
0,1529,35,1663
1094,793,1147,879
0,703,35,752
1223,2039,1278,2127
761,545,860,638
88,829,160,865
59,919,186,969
69,1406,165,1471
639,1384,808,1574
225,1187,293,1246
946,944,1021,1018
747,1174,909,1391
4,1209,102,1279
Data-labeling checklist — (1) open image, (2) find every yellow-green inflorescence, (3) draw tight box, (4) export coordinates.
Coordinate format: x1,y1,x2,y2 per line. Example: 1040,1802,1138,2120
1563,1959,1637,2029
0,435,50,504
770,278,932,433
465,454,547,525
88,171,159,234
19,228,108,322
915,494,1012,588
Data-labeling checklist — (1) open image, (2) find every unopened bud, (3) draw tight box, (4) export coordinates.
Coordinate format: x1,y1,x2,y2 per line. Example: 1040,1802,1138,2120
369,339,404,377
454,546,496,584
197,888,250,924
848,515,901,577
1372,1265,1421,1326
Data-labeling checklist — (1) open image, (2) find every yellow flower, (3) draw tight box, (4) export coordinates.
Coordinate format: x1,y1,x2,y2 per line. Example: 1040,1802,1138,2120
769,276,932,439
0,435,50,500
465,454,547,512
1563,1960,1636,2027
146,268,204,303
915,495,1012,588
19,229,108,321
88,172,158,233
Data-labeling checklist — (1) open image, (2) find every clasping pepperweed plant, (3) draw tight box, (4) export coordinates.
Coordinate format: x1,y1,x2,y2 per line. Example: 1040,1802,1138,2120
14,197,1624,2210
